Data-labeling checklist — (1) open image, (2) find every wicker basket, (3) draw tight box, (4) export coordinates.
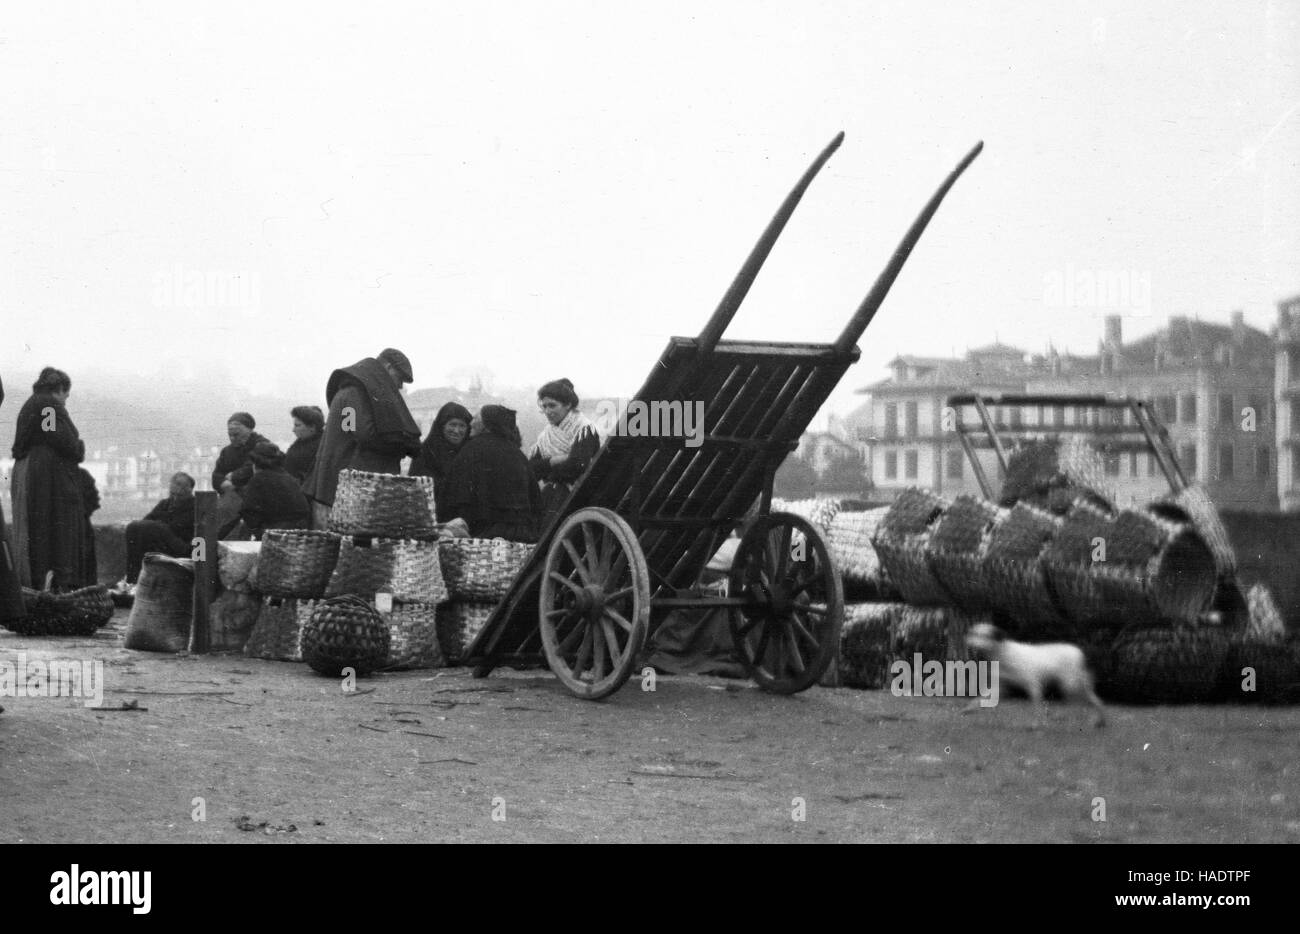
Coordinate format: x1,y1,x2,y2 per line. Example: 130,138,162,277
871,487,953,607
999,436,1115,514
1223,636,1300,704
926,495,1002,614
218,541,261,594
979,502,1069,639
326,537,449,604
329,470,438,539
771,497,841,532
826,507,889,585
378,602,443,670
1148,484,1237,578
439,538,533,601
1044,502,1216,633
831,602,902,689
255,530,341,599
301,595,392,677
1103,624,1233,703
890,605,986,669
436,601,497,665
8,583,114,637
244,597,321,662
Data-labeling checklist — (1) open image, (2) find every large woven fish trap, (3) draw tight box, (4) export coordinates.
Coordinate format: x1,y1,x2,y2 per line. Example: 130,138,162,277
9,583,114,637
925,494,1002,614
329,470,439,539
1224,635,1300,704
1044,501,1216,633
439,538,533,601
826,506,890,589
998,436,1115,515
770,497,841,532
978,502,1068,638
243,597,322,662
871,487,953,606
254,530,341,599
436,601,497,665
1147,483,1237,578
325,536,449,604
890,605,987,667
831,602,902,690
1102,624,1233,704
377,602,443,670
301,595,391,677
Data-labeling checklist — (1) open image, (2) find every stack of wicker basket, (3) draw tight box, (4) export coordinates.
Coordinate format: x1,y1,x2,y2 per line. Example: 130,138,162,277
437,537,532,664
243,529,340,661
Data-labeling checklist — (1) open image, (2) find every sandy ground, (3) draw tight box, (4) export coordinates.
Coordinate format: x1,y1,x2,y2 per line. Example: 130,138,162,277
2,610,1298,844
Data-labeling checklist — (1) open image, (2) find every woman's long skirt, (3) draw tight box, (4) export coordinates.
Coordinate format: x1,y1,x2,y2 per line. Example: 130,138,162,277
10,449,88,590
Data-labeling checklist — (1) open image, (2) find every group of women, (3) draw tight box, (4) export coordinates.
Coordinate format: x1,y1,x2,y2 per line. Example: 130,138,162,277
1,367,603,618
413,377,600,543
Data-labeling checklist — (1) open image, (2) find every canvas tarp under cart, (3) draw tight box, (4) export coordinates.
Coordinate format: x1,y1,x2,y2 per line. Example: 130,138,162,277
466,133,985,699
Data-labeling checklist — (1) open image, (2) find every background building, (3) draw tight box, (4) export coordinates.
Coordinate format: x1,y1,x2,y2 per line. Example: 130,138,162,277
1278,294,1300,511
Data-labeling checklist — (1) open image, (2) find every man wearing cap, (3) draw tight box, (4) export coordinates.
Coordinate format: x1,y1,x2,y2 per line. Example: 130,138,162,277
302,348,423,528
212,411,268,538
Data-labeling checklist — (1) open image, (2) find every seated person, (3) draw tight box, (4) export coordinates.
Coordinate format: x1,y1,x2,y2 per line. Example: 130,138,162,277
238,441,312,539
440,405,540,543
120,472,197,589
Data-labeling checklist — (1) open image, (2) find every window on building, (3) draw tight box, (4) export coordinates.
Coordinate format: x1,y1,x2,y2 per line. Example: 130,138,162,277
946,449,964,480
1147,453,1157,477
1053,405,1066,427
1218,444,1234,479
904,401,919,438
1010,406,1023,428
1180,443,1198,479
904,450,919,480
1247,395,1263,428
1256,446,1271,479
1180,393,1198,425
1129,451,1138,477
1157,395,1177,425
1218,393,1234,425
1103,451,1121,476
884,403,898,440
884,451,897,479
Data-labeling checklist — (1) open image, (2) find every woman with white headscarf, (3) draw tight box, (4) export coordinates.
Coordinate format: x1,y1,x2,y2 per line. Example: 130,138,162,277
529,378,600,534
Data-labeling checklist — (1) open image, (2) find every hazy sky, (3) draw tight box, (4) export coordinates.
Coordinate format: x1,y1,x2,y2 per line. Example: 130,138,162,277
2,1,1297,426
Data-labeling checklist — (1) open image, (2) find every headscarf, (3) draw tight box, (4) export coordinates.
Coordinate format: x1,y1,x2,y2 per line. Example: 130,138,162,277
413,401,472,479
480,405,522,447
532,409,595,460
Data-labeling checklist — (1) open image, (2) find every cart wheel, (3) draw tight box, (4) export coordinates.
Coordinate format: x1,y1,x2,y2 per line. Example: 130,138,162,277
539,507,650,700
728,511,844,694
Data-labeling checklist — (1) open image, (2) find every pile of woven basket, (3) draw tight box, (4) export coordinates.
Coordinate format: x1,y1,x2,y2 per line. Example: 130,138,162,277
843,436,1299,704
227,469,532,674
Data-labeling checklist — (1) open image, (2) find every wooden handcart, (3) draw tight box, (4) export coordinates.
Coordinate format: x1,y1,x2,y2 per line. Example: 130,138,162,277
466,133,984,699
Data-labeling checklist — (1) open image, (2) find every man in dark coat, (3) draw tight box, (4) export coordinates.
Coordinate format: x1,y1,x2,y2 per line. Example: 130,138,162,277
238,442,311,539
302,348,422,528
0,373,28,623
439,405,540,543
212,412,266,538
121,472,196,586
10,367,88,589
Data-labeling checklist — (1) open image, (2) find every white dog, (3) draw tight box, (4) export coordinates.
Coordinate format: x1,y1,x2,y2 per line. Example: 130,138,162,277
963,623,1106,728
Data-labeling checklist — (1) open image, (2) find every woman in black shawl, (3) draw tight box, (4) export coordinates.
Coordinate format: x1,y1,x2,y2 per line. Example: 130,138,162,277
10,367,89,590
439,405,540,543
410,401,471,497
0,373,28,623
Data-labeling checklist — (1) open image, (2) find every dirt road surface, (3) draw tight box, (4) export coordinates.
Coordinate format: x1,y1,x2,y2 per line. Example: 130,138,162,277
2,613,1297,843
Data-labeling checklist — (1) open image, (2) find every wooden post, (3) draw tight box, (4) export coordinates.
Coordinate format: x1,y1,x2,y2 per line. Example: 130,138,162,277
189,490,218,654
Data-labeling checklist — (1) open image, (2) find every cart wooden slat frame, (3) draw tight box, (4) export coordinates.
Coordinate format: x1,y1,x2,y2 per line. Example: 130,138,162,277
464,133,984,699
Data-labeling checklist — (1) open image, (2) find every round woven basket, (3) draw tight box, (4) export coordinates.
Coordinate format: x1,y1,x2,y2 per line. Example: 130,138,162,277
826,507,889,587
1223,636,1300,704
436,601,496,665
326,536,449,604
926,495,1002,613
439,538,533,601
301,595,392,677
378,602,443,670
8,583,114,637
870,487,953,607
255,530,341,599
978,502,1069,639
1148,484,1236,577
832,602,902,690
999,436,1115,515
329,470,438,539
1103,625,1233,703
243,597,321,662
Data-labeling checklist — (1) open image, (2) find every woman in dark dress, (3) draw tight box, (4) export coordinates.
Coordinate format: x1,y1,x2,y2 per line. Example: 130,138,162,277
238,442,312,539
410,401,471,501
529,378,600,535
284,405,324,484
440,406,539,543
0,373,28,623
10,367,89,590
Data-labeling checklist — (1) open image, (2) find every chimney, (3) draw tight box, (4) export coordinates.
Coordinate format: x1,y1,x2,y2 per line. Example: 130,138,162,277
1231,309,1245,344
1102,313,1122,374
1050,347,1061,376
1104,314,1122,347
